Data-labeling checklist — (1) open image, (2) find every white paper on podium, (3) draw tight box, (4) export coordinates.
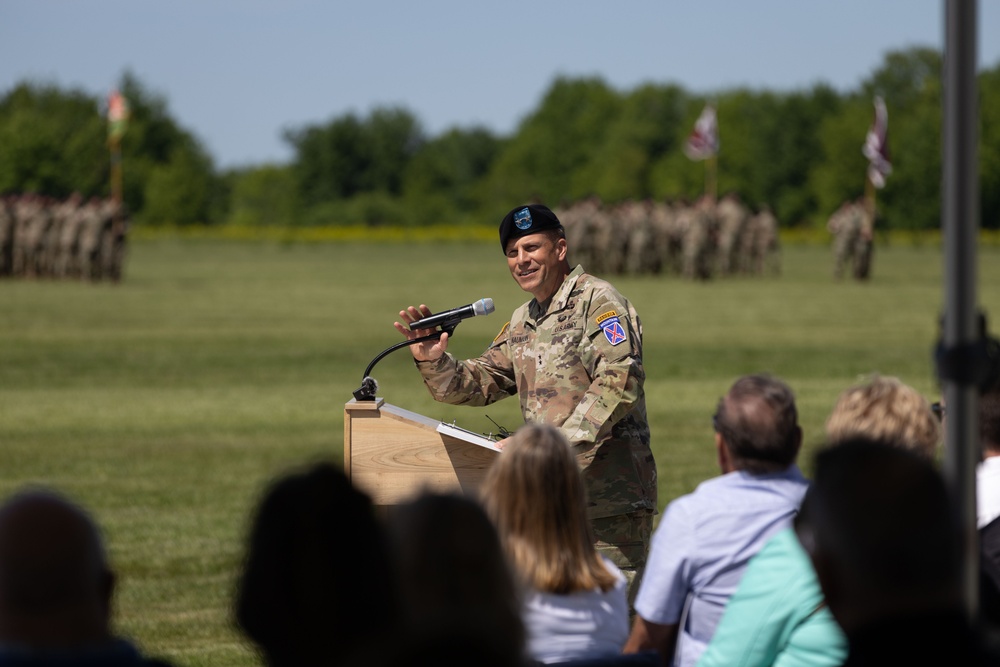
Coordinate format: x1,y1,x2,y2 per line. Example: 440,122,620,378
436,422,503,453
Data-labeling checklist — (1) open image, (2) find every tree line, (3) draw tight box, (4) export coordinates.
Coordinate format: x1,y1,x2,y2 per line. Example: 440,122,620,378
2,47,998,231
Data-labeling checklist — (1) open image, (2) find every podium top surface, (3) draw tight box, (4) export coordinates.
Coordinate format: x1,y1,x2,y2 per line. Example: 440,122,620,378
436,422,503,453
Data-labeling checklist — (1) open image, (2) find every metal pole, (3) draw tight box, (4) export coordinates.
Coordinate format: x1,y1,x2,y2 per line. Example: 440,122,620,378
110,136,123,204
942,0,979,618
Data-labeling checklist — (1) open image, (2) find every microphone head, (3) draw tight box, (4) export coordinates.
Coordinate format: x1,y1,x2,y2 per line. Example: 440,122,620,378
474,298,495,316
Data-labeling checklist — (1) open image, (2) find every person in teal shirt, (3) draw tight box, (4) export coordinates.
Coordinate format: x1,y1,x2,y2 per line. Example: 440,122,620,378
695,526,846,667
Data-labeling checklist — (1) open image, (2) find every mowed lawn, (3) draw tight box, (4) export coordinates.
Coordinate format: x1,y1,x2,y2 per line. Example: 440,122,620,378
1,237,997,666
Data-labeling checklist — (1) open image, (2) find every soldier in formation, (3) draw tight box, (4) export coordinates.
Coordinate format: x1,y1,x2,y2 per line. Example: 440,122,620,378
827,197,874,281
558,194,781,281
744,204,781,276
0,193,128,283
715,192,749,276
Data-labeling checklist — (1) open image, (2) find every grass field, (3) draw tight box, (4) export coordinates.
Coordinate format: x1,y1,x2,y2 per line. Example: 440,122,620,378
1,238,998,665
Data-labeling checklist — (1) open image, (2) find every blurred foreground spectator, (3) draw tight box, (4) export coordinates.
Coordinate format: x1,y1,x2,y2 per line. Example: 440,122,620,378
234,462,398,667
978,391,1000,529
386,492,525,667
798,439,1000,665
979,391,1000,627
0,488,173,666
480,424,630,664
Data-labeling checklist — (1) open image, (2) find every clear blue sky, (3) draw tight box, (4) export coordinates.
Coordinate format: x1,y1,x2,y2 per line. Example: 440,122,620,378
2,1,997,169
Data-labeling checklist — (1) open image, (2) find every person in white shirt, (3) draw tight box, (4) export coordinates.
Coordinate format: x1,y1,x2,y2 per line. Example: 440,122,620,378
978,391,1000,528
481,423,630,664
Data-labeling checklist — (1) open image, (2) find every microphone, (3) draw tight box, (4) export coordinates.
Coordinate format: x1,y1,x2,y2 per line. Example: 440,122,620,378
410,298,495,331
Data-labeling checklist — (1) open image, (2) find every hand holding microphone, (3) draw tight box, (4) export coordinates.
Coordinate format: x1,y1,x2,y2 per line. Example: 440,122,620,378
408,298,494,331
393,298,494,362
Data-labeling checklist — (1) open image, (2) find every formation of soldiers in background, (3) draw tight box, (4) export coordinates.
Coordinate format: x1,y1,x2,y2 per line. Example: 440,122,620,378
555,192,780,281
0,193,129,283
0,190,865,284
826,197,874,281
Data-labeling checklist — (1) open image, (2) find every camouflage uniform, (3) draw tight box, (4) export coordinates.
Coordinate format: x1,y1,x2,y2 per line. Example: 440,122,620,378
715,194,748,276
854,202,874,281
622,201,656,276
587,208,615,276
681,198,717,281
747,206,780,276
827,201,860,280
416,265,657,598
78,198,109,281
55,196,86,278
99,198,128,282
0,198,13,277
562,198,600,273
12,196,40,277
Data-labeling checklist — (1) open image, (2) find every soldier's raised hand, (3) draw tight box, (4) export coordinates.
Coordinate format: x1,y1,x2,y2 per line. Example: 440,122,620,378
393,305,449,361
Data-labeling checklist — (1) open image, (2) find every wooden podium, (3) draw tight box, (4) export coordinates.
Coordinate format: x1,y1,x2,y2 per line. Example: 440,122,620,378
344,398,501,506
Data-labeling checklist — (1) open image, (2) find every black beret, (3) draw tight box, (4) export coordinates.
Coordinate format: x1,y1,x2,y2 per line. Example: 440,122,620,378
499,204,563,252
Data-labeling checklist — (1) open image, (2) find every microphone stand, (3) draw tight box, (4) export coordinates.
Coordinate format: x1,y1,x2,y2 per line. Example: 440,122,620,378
352,323,458,401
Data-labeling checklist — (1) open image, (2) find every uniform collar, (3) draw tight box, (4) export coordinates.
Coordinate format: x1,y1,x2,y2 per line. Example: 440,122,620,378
528,265,584,321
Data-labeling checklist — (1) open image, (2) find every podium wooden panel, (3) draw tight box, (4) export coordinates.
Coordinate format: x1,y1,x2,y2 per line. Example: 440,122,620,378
344,399,499,505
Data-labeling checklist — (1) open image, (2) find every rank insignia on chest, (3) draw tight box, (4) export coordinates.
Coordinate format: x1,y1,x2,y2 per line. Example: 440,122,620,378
599,315,627,346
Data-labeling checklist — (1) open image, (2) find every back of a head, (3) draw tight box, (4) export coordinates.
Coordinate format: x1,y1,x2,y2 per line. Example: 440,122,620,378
235,462,397,667
981,391,1000,455
797,439,961,631
0,488,112,647
825,375,940,458
387,492,524,667
715,374,801,474
480,423,615,595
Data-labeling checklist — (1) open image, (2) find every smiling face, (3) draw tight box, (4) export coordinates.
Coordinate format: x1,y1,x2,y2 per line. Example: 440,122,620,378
504,231,569,303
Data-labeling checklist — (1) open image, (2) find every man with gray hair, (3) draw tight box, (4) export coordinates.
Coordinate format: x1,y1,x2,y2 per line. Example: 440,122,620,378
0,488,172,666
625,374,808,667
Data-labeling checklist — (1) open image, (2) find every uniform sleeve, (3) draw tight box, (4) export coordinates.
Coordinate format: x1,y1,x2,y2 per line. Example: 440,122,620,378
634,499,695,624
557,294,644,455
415,326,518,407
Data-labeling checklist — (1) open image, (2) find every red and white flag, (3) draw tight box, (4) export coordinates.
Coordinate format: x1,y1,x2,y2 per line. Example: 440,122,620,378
107,90,129,140
862,96,892,189
684,104,719,161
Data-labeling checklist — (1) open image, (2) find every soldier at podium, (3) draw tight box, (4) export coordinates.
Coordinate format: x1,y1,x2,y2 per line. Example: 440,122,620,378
394,203,657,604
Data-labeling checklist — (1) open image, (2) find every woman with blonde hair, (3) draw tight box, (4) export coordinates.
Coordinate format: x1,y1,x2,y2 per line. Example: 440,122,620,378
825,374,940,459
481,423,629,664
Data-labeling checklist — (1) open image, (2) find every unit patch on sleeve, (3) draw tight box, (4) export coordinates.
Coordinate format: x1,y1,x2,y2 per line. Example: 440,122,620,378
598,315,627,346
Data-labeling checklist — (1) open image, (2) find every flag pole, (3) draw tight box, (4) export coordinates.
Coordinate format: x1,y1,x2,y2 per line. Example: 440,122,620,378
707,155,718,201
106,90,128,205
110,135,123,204
864,173,875,222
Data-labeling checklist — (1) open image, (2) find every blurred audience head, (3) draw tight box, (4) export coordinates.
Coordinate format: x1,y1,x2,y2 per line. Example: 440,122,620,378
981,391,1000,457
825,374,939,458
387,492,524,667
713,374,802,474
796,439,961,636
0,488,113,648
234,461,397,667
480,423,616,595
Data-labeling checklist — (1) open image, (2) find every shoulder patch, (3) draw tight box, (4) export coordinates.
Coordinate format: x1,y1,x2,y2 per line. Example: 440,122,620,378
595,310,618,325
598,315,627,346
493,321,511,344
